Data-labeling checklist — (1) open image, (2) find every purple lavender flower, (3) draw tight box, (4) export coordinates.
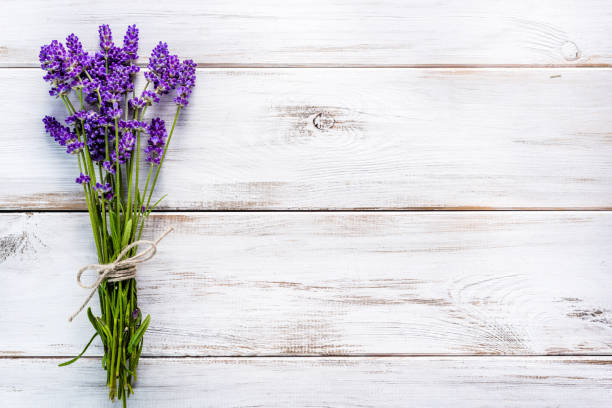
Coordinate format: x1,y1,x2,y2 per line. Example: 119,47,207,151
65,110,108,162
141,90,160,105
108,122,137,164
98,25,113,52
104,63,136,97
75,173,91,185
65,140,85,154
174,59,196,107
120,119,148,132
145,117,167,165
42,116,83,154
43,116,68,144
39,40,66,77
107,106,123,120
66,110,98,123
94,182,113,200
85,126,108,163
85,24,141,105
39,40,71,96
129,97,147,109
65,34,90,81
123,25,139,61
145,42,181,95
103,160,116,175
119,130,136,158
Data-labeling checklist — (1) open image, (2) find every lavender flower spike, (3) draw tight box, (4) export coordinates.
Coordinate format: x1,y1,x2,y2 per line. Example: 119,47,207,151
98,24,113,51
39,41,71,96
65,34,90,81
42,116,84,154
174,59,197,107
123,24,139,61
145,117,167,165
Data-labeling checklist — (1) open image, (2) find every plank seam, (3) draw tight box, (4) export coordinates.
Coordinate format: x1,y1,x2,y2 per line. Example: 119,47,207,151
2,64,612,69
3,209,612,213
2,354,612,360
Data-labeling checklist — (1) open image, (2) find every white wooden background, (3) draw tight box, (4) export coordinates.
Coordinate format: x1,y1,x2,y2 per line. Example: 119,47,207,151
1,1,612,406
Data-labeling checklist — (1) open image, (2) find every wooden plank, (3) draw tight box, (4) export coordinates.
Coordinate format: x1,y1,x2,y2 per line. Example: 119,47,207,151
2,1,612,66
2,212,611,356
1,357,611,406
3,68,612,210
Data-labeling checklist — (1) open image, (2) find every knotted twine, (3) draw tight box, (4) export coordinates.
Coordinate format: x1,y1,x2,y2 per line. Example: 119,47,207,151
69,227,174,322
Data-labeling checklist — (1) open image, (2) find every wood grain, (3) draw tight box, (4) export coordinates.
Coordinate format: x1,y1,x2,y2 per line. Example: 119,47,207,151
2,1,612,66
1,357,611,407
4,1,612,405
3,68,612,210
2,212,611,356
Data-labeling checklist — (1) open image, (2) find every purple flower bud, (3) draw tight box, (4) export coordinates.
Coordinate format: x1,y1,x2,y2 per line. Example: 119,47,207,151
65,33,90,81
123,25,139,61
43,116,83,154
129,97,147,109
75,173,91,185
145,42,181,95
39,40,71,96
141,90,159,104
145,118,167,165
94,182,114,201
174,59,196,107
94,182,112,194
108,107,122,120
131,308,140,320
98,25,113,52
103,160,116,175
66,140,85,154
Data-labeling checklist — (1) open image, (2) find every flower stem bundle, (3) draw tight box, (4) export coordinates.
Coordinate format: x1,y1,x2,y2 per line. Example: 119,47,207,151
39,24,196,406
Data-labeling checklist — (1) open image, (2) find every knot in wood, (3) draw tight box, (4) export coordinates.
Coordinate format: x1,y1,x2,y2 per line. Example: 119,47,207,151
313,112,335,130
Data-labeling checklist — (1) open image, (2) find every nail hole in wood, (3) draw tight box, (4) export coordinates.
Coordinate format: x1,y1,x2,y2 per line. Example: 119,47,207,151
561,41,581,61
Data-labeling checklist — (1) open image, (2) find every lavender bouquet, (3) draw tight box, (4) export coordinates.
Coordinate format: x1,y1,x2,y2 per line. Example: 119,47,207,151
39,25,195,405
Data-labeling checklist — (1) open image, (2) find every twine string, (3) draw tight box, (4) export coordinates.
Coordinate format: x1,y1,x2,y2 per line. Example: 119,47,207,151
69,227,174,322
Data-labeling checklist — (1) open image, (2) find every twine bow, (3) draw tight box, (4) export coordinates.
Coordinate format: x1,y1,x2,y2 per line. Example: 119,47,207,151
69,228,174,322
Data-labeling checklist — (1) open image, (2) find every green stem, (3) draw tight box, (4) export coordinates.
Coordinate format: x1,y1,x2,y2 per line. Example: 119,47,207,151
58,74,155,406
135,165,154,241
114,118,122,216
136,107,180,241
144,106,180,211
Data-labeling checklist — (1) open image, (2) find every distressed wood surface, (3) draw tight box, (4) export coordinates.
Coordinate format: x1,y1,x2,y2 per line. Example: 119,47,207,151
2,1,612,67
1,357,611,407
3,68,612,210
2,212,611,356
3,2,612,405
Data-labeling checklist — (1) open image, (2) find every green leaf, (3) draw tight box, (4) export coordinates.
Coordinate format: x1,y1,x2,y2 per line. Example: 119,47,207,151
145,194,167,216
96,317,112,340
121,219,132,250
127,314,150,354
87,307,106,344
109,210,120,250
121,360,136,377
58,332,98,367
